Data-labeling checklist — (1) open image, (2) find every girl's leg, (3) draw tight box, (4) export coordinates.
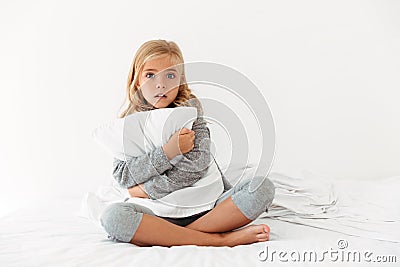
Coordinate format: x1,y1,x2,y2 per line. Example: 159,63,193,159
185,176,275,233
132,213,269,247
100,202,269,247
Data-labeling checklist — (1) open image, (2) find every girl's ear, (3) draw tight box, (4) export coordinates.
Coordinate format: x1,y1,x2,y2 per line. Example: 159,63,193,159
134,79,140,88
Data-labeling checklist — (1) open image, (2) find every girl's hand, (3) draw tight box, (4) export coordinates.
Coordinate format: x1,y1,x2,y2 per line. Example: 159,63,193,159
162,128,195,160
128,184,150,198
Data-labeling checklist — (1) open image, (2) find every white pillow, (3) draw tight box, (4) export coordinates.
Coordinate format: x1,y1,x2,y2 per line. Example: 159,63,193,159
79,161,254,224
91,106,224,218
92,107,197,161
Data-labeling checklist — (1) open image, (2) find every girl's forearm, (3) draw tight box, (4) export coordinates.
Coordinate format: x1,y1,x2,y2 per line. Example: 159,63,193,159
113,146,173,188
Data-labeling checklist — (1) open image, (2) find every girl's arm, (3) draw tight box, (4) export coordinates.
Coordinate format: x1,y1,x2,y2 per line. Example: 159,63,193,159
112,146,174,188
160,117,210,178
142,110,213,199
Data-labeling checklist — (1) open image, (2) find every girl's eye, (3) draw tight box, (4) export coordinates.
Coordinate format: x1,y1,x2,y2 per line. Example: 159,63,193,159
166,73,175,79
145,73,155,78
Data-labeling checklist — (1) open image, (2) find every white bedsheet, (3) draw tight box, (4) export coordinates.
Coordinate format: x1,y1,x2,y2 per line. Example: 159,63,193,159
81,168,400,243
1,176,399,267
266,171,400,243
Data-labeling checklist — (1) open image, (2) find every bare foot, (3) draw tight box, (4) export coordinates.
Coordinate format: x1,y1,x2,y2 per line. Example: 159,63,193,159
221,224,270,247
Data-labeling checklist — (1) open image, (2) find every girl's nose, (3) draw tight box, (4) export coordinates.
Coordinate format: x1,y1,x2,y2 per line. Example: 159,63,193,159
155,75,166,89
156,83,166,89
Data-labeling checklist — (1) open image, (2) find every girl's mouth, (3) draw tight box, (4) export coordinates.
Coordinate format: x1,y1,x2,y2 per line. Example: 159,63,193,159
155,93,167,98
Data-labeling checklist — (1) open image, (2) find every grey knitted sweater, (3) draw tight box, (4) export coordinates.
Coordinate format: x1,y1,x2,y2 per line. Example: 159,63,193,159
112,98,233,199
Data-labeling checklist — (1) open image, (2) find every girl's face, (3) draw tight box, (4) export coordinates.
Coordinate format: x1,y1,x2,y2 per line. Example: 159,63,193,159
137,55,180,109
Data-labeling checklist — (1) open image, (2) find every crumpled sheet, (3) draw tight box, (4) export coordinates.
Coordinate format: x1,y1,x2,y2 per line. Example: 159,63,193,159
262,171,400,243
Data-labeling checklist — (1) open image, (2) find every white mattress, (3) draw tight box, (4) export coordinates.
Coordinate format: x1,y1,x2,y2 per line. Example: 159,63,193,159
0,173,400,267
1,178,399,267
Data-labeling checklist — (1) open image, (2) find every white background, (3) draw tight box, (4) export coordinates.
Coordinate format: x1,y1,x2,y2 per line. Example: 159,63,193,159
1,0,399,216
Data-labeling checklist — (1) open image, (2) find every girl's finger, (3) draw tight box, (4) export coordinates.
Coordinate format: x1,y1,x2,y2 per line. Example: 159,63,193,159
180,128,191,134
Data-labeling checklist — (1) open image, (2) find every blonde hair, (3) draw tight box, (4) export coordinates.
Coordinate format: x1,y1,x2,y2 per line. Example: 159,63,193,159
118,39,202,118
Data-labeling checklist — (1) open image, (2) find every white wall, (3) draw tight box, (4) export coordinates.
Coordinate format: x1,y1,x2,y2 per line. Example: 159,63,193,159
1,0,399,216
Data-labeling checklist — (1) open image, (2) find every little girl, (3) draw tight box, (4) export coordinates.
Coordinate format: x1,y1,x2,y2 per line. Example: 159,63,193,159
100,39,276,247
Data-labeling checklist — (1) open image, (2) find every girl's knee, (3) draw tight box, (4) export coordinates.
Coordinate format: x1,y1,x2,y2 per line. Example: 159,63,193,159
100,202,143,243
231,176,276,220
249,176,275,209
261,177,275,207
